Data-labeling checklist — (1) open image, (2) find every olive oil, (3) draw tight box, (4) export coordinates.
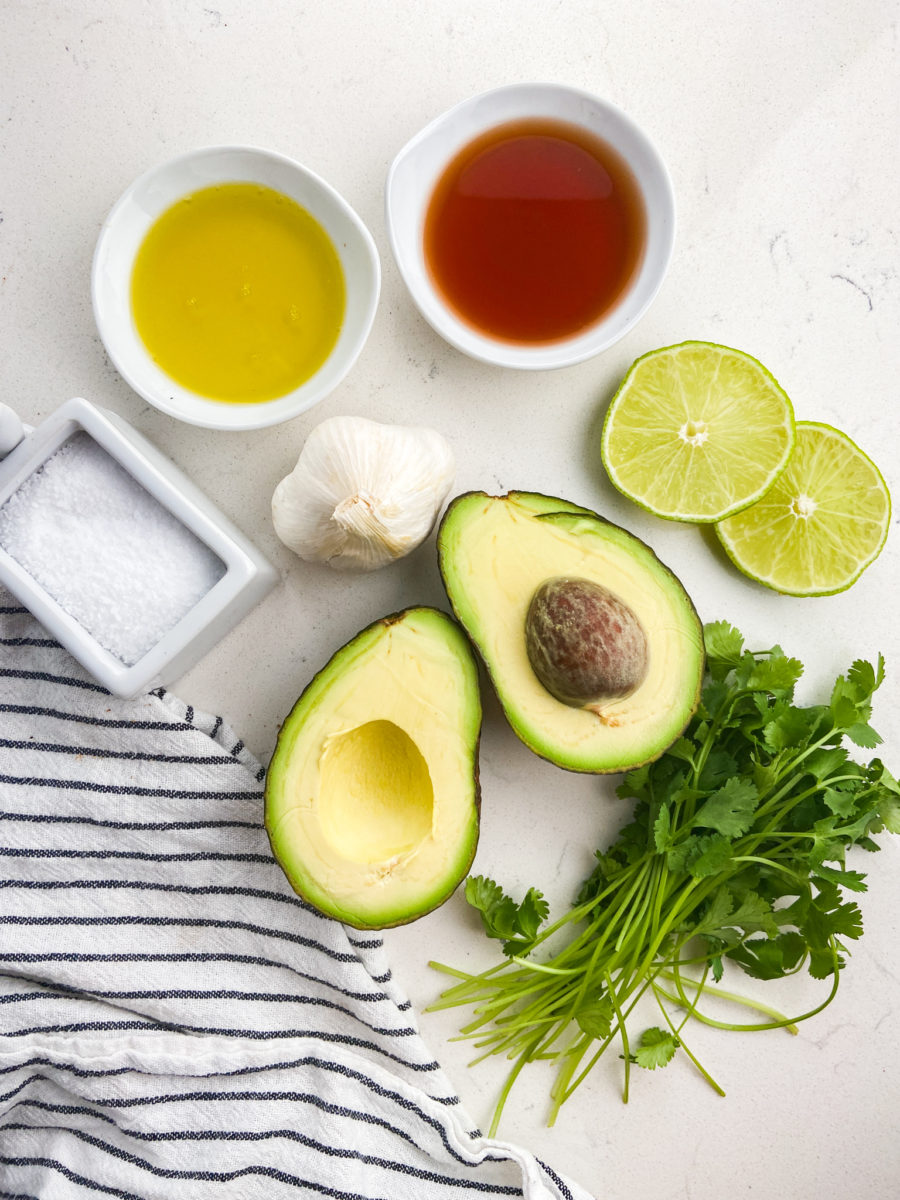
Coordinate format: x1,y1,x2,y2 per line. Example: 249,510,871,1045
131,183,345,404
424,119,646,344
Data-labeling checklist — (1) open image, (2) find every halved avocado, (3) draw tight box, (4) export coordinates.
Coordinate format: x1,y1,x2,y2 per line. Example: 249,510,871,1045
437,491,704,773
265,607,481,929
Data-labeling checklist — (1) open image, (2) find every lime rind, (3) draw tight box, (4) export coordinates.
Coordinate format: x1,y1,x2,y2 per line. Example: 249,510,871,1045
601,341,796,523
715,421,891,597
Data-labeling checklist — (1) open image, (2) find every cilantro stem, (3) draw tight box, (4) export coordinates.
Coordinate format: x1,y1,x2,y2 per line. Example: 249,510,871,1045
428,961,481,983
427,956,522,996
557,975,656,1108
508,958,581,975
655,977,797,1034
534,859,647,948
751,729,843,816
486,1035,542,1137
614,860,657,953
648,858,670,945
603,971,630,1103
729,854,806,881
653,986,725,1096
674,961,708,1034
689,684,758,796
659,947,841,1031
631,876,703,979
556,927,609,1032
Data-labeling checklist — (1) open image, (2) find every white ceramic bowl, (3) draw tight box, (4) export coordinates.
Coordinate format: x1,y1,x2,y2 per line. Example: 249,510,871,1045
92,145,381,431
0,398,277,697
385,83,675,370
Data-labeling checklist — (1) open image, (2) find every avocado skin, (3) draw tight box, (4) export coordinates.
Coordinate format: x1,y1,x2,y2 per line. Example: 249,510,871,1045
264,606,482,930
436,491,705,775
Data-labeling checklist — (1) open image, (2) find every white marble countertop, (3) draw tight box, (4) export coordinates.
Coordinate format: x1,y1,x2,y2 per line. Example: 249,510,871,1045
3,3,899,1197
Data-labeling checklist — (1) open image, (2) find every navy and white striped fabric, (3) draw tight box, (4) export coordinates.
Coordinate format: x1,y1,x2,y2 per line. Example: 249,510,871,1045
0,591,590,1200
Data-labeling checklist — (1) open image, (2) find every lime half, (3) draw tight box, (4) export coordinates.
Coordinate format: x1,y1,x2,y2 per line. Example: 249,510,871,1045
716,422,891,596
601,342,796,522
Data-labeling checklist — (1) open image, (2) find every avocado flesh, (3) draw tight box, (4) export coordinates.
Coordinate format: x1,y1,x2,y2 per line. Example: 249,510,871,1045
265,607,481,929
438,491,704,774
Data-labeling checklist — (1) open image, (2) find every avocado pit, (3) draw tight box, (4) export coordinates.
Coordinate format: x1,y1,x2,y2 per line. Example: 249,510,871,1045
525,576,649,712
436,490,704,773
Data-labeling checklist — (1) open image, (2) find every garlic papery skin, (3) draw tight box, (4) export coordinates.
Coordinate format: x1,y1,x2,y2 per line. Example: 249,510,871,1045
272,416,456,571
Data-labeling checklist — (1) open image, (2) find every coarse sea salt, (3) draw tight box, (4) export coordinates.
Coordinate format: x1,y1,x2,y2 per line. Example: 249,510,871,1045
0,431,226,665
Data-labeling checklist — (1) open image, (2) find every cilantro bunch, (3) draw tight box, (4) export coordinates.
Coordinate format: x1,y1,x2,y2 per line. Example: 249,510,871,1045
429,622,899,1134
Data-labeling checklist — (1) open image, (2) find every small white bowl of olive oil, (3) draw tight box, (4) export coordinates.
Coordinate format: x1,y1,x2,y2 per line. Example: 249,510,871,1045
93,146,381,431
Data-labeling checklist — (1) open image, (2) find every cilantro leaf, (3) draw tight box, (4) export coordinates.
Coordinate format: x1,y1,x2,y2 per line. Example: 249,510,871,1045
727,937,788,980
746,655,804,694
687,834,734,878
753,759,780,793
693,886,776,940
845,721,882,749
804,746,849,782
727,928,807,980
823,785,858,819
729,891,778,936
801,884,864,950
693,777,759,837
697,747,739,790
575,998,613,1040
698,678,730,720
829,659,883,729
667,833,737,879
812,863,868,893
515,888,550,941
692,887,734,937
808,945,841,979
873,764,900,833
653,805,672,853
777,930,807,970
847,658,878,697
465,875,504,920
831,694,864,729
665,738,696,765
464,876,548,956
763,704,817,753
703,621,745,678
616,762,652,803
634,1027,679,1070
846,656,885,702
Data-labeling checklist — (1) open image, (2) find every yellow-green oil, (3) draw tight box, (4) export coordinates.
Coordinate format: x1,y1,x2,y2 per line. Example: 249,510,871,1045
131,182,345,403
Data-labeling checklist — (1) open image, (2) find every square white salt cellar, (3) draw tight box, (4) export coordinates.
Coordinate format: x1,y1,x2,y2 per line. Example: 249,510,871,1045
0,397,277,697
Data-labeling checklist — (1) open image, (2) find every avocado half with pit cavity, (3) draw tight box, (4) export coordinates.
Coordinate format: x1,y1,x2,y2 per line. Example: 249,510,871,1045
265,607,481,929
437,491,704,773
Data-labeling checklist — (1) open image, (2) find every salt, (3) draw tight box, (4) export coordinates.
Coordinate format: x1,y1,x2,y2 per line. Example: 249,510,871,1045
0,432,226,665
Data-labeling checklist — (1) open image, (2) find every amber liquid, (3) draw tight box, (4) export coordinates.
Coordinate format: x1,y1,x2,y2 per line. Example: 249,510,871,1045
424,118,646,344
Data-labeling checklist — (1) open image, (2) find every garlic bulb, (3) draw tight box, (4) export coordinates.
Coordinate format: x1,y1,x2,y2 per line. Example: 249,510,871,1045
272,415,456,571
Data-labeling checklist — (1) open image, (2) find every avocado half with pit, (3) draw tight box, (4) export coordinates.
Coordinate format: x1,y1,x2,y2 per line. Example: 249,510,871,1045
437,491,704,774
265,607,481,929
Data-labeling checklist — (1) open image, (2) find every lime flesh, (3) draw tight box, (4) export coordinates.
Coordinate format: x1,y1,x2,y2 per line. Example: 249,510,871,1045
601,341,796,522
716,421,891,596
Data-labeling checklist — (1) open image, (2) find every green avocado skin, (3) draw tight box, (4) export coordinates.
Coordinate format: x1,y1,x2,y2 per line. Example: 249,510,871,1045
436,490,705,775
264,606,482,931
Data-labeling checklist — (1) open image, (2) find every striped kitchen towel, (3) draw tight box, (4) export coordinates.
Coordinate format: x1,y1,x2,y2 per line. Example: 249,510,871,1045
0,591,592,1200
